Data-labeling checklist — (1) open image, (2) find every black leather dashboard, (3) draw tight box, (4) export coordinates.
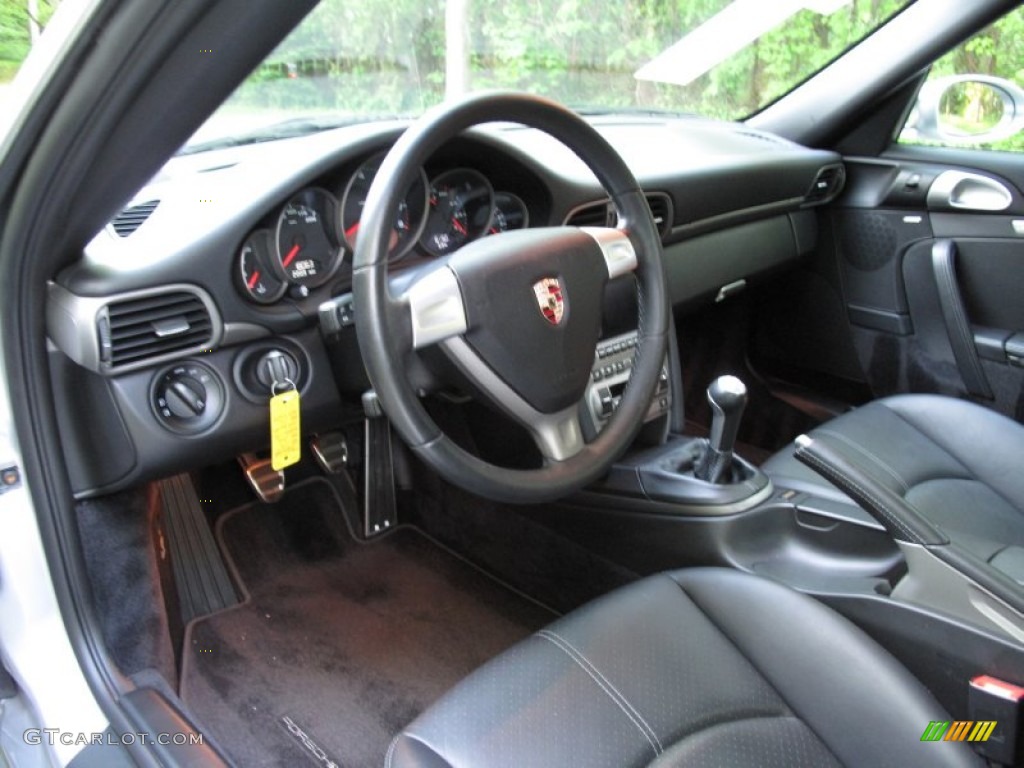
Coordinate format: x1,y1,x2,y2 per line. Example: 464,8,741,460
46,115,842,496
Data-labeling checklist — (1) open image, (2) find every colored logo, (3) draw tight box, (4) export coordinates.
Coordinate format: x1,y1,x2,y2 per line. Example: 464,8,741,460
920,721,997,742
532,278,565,325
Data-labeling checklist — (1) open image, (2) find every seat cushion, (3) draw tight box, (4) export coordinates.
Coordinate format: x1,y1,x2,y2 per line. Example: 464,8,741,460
763,394,1024,567
388,568,982,768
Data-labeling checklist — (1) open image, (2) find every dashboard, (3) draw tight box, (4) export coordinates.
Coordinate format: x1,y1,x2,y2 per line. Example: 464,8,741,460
45,115,843,496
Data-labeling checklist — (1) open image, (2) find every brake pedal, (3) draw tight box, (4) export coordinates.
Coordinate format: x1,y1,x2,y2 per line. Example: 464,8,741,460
311,432,349,474
238,453,285,503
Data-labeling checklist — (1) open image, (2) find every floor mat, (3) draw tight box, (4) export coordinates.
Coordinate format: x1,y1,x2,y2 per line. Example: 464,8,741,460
180,479,555,768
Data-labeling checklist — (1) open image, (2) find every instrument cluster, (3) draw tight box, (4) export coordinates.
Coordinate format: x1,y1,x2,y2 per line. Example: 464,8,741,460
235,150,530,305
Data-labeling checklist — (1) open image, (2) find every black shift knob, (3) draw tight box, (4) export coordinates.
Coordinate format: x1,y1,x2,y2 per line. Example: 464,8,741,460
696,375,747,483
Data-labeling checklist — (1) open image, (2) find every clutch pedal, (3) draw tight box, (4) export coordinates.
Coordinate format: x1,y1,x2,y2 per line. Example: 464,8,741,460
238,452,285,503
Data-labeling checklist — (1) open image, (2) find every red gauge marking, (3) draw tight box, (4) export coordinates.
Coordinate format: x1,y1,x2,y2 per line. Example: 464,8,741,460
452,218,467,236
282,243,301,267
489,228,499,235
345,222,360,240
247,270,261,289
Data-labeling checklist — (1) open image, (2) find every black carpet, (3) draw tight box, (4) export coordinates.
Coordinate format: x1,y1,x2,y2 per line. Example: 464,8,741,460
180,479,555,768
77,487,178,685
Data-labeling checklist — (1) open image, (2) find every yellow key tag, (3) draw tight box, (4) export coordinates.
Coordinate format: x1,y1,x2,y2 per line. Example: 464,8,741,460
270,389,301,470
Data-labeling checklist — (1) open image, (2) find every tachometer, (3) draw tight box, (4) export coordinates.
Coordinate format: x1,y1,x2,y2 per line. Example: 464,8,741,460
420,168,494,257
339,152,428,261
274,187,342,288
237,231,286,304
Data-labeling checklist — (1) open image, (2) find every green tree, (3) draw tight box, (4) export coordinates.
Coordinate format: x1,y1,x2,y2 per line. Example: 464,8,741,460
0,0,59,81
911,6,1024,152
223,0,917,122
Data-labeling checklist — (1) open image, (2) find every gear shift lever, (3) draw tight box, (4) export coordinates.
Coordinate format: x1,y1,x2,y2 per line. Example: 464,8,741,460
695,375,748,484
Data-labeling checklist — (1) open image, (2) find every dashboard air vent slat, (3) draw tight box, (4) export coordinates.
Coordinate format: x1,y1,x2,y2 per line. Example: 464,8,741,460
805,165,846,204
111,200,159,237
565,201,614,228
645,193,673,238
105,291,213,366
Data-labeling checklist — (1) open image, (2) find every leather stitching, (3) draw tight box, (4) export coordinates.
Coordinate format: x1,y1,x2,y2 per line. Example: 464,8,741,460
536,629,663,756
799,449,917,542
816,429,909,493
798,449,921,543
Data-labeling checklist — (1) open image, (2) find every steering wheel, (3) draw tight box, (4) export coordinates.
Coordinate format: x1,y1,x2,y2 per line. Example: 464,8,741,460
353,92,669,503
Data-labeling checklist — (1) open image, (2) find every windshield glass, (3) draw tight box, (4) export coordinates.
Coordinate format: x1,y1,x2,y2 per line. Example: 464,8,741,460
186,0,913,150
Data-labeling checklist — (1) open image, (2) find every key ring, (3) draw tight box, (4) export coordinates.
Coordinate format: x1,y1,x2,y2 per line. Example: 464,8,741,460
271,378,297,397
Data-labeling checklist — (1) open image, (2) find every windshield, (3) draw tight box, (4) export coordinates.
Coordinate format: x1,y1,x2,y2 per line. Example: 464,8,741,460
186,0,913,150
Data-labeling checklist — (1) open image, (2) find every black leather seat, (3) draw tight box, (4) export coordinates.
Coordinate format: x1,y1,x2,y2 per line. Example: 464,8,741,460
763,394,1024,583
388,568,982,768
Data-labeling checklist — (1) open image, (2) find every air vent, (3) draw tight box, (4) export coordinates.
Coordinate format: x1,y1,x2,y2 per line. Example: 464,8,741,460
645,193,673,238
805,165,846,204
102,291,213,367
110,200,159,237
565,200,614,228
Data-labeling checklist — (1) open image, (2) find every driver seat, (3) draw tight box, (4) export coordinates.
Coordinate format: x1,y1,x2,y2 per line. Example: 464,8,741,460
387,568,982,768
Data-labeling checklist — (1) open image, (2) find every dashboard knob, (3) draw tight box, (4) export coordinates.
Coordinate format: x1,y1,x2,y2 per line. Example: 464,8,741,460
152,362,224,434
161,374,207,419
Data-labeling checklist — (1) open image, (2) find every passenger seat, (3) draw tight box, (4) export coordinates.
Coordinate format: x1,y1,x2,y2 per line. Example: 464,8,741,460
762,394,1024,585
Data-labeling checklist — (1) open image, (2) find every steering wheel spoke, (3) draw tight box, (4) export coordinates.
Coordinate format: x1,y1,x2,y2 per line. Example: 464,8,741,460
530,409,585,463
580,227,638,279
405,265,468,349
441,336,585,461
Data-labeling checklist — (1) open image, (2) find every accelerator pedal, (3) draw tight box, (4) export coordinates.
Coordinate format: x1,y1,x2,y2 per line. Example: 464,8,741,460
362,391,397,538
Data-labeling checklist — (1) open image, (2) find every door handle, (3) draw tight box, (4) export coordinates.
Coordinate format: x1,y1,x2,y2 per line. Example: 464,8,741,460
927,171,1013,212
932,239,993,399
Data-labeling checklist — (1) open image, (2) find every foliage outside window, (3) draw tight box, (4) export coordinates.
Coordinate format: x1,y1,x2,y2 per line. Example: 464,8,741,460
899,7,1024,152
201,0,911,142
0,0,58,82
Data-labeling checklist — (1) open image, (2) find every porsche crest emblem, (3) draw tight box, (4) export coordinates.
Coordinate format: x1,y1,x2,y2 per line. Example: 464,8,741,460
532,278,565,325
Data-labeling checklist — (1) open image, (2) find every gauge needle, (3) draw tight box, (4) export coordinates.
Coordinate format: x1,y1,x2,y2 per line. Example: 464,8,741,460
247,270,261,289
452,218,467,236
345,223,360,240
283,243,301,267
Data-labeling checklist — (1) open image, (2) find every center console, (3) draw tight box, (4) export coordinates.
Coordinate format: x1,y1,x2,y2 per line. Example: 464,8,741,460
587,370,771,512
582,330,671,440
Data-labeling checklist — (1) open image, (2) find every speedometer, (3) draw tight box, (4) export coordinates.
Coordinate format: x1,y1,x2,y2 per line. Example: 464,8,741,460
274,187,342,288
339,152,428,261
420,168,494,257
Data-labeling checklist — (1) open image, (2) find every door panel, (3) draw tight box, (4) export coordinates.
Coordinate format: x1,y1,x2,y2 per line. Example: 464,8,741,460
753,152,1024,422
830,155,1024,421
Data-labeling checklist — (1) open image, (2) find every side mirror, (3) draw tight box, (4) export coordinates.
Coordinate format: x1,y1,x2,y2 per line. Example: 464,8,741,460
903,75,1024,145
